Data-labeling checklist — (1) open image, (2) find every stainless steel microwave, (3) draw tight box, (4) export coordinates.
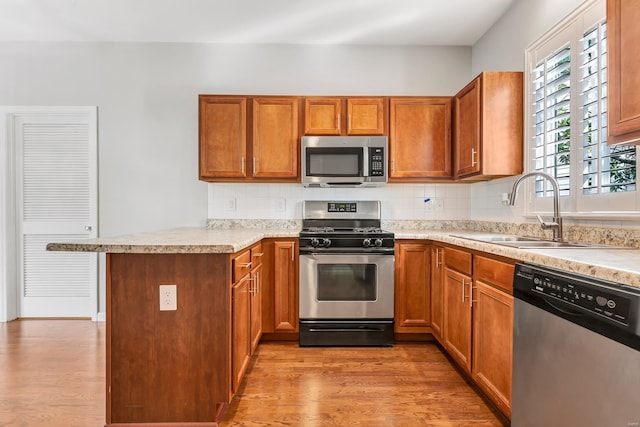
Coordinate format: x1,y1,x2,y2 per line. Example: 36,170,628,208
301,136,388,187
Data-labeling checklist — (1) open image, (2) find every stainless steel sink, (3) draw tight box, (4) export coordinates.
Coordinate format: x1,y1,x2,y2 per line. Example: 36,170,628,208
450,234,622,249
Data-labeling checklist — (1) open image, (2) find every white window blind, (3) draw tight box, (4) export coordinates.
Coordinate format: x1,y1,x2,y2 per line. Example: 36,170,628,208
581,21,636,195
533,45,572,197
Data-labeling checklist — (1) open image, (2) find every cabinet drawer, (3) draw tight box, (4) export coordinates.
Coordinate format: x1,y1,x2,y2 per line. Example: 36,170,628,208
474,256,514,293
444,247,472,275
251,243,264,268
232,249,252,283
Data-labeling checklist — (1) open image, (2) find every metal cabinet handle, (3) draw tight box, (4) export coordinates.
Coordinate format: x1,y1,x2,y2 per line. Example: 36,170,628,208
84,225,92,232
241,157,245,174
392,159,396,173
253,157,256,174
435,248,442,267
254,252,264,257
291,242,295,261
337,114,341,132
461,279,466,303
240,262,252,268
471,148,477,167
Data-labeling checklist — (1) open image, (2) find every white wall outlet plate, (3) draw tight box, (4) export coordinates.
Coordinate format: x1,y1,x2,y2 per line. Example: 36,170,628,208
159,284,177,311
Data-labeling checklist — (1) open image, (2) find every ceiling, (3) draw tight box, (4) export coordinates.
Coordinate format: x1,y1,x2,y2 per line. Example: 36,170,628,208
0,0,516,46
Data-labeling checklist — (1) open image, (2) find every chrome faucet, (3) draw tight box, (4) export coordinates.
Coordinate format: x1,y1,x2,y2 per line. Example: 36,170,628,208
508,171,564,241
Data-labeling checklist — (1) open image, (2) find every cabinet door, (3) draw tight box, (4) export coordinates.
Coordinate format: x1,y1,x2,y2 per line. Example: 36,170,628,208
443,267,472,373
389,97,452,179
252,97,299,179
232,276,251,393
304,98,342,135
273,240,298,332
430,246,444,341
394,242,431,333
608,0,640,144
472,281,513,417
454,80,481,177
250,264,263,353
347,98,386,135
199,96,247,179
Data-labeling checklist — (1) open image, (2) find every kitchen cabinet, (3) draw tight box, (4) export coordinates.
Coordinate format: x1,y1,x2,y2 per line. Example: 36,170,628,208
472,256,514,418
389,97,453,180
250,243,264,352
303,97,387,136
430,245,444,341
438,246,516,418
607,0,640,145
442,247,473,373
261,238,299,338
394,241,432,334
199,95,300,182
454,72,523,180
231,270,251,393
231,242,264,393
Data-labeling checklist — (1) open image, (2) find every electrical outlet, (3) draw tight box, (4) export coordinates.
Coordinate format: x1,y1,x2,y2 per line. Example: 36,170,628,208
434,198,444,211
424,198,434,211
274,198,286,212
159,284,177,311
225,198,236,211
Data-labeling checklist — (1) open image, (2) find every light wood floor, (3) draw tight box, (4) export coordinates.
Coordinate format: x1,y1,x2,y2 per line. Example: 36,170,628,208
0,320,505,426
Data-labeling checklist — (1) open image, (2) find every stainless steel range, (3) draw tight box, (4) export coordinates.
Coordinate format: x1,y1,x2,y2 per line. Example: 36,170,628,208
298,200,395,347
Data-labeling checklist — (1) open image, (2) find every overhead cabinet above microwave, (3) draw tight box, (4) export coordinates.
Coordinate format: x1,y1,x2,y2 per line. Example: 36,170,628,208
303,97,387,136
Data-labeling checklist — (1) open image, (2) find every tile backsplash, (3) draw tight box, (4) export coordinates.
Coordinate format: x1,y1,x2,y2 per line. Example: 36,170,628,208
208,183,473,221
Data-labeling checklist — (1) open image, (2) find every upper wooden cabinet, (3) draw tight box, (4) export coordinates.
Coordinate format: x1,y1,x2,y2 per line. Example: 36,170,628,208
454,72,523,180
607,0,640,145
303,97,387,136
199,96,247,179
199,95,300,182
389,97,452,181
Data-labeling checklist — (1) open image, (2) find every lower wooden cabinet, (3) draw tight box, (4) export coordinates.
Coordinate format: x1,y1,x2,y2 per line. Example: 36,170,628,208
232,242,264,393
472,255,514,418
442,266,473,373
394,241,432,333
261,238,299,338
437,247,516,418
430,246,444,340
231,274,252,393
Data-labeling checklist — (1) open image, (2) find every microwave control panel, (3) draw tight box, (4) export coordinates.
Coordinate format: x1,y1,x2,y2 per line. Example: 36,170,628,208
369,147,385,176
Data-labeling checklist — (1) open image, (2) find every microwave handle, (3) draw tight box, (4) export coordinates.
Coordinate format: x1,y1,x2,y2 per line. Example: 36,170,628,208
363,146,370,177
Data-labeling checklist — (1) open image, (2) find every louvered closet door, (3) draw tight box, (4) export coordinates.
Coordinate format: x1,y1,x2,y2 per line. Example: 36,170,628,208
15,109,98,318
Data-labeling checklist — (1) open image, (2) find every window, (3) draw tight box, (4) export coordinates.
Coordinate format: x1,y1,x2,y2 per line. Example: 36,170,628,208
526,0,638,215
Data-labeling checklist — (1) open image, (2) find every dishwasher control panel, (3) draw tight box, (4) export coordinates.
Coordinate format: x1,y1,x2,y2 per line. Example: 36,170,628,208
529,273,632,325
515,264,639,329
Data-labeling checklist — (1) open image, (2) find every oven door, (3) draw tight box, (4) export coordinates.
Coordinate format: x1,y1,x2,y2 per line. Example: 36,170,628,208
299,253,394,319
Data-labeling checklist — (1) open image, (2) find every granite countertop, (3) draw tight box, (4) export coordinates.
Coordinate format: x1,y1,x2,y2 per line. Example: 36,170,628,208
47,226,640,288
46,227,300,254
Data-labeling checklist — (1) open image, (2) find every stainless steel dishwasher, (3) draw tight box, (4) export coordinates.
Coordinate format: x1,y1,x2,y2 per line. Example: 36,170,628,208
513,263,640,427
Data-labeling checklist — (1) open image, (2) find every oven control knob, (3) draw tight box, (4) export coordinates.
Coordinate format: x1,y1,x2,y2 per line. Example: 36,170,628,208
374,238,383,247
362,238,372,247
310,238,320,247
322,238,331,248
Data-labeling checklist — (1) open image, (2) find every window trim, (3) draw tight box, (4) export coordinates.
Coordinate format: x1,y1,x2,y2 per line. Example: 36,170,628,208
523,0,639,219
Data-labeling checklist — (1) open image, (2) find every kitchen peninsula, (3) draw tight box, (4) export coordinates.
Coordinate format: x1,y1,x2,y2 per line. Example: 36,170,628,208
47,224,640,426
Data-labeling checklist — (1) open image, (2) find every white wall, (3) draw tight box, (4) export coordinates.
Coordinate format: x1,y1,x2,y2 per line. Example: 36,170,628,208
469,0,587,223
0,42,472,237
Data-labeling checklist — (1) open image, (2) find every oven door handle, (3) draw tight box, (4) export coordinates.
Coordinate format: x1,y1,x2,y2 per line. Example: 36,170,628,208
308,326,388,332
